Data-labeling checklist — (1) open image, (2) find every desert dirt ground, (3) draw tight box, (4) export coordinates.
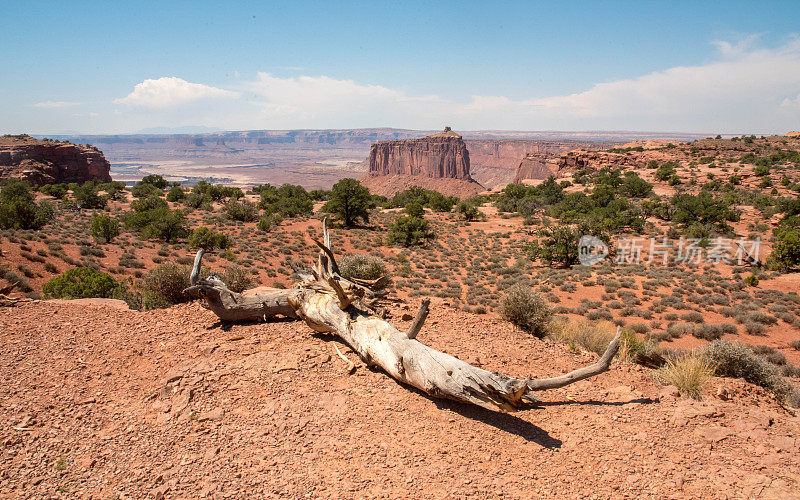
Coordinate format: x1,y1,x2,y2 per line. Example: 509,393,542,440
1,299,799,499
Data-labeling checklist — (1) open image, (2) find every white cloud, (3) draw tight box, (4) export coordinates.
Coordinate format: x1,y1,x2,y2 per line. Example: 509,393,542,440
233,38,800,132
515,37,800,130
102,37,800,133
115,77,239,108
239,73,449,127
781,92,800,108
711,34,762,58
34,101,81,108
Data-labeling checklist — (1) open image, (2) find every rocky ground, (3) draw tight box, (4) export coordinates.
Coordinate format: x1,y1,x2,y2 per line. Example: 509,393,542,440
2,299,799,499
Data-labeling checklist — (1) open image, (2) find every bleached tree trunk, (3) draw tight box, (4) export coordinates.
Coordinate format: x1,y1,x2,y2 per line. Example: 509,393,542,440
184,221,621,412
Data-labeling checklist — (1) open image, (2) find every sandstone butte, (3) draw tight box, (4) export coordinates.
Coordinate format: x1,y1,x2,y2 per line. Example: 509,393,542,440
0,134,112,187
361,127,485,198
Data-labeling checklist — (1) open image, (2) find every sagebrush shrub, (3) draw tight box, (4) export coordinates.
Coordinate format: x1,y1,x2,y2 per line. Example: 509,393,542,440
499,284,552,337
549,318,616,355
703,339,791,400
222,265,253,293
138,263,194,309
339,254,388,286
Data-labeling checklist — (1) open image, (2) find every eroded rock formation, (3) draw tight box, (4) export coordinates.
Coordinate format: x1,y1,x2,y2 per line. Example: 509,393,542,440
557,150,642,175
0,135,112,186
362,128,484,197
366,127,472,180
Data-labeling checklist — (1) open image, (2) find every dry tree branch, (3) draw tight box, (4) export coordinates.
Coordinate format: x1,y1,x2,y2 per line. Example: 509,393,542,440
183,220,622,412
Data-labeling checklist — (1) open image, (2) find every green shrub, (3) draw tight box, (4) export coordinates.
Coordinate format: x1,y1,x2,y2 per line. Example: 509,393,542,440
183,191,210,209
224,198,259,222
123,195,187,242
323,178,372,227
257,214,282,232
386,215,434,247
621,172,653,198
309,189,331,201
390,186,457,212
499,284,552,338
188,226,230,250
139,174,169,189
100,181,126,200
670,191,739,231
40,183,68,198
193,181,241,201
523,226,579,267
91,214,120,243
73,181,106,209
404,202,425,218
258,183,313,217
768,229,800,272
43,267,119,299
131,182,162,199
0,179,53,230
754,164,770,177
655,162,677,181
166,185,185,202
456,200,482,221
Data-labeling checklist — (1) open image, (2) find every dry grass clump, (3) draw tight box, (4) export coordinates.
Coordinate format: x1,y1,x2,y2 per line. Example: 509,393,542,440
658,352,715,399
549,319,617,356
549,318,662,365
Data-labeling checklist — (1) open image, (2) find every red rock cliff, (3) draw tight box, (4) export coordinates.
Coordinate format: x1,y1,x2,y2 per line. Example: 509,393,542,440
0,135,112,186
367,127,472,180
513,153,560,183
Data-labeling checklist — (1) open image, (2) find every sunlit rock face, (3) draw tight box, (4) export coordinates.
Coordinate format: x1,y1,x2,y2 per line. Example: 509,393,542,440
367,127,473,181
0,135,112,186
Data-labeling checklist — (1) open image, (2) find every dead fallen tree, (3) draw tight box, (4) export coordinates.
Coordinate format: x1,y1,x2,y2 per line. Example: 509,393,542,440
184,220,621,412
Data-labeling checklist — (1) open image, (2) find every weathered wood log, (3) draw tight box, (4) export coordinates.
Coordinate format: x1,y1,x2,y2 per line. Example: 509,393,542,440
183,251,300,322
183,221,622,412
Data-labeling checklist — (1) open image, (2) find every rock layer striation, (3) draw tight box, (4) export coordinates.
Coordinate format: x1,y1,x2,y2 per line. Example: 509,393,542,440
0,135,112,186
366,127,473,181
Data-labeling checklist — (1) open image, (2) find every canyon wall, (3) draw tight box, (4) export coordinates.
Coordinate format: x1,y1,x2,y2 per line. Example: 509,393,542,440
513,153,560,183
467,139,613,188
0,135,112,186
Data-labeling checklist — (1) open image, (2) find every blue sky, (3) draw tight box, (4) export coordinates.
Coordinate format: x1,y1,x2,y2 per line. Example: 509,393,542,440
2,0,800,134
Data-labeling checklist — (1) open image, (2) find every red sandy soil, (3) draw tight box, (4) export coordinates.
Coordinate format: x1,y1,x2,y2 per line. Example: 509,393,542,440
1,299,799,498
